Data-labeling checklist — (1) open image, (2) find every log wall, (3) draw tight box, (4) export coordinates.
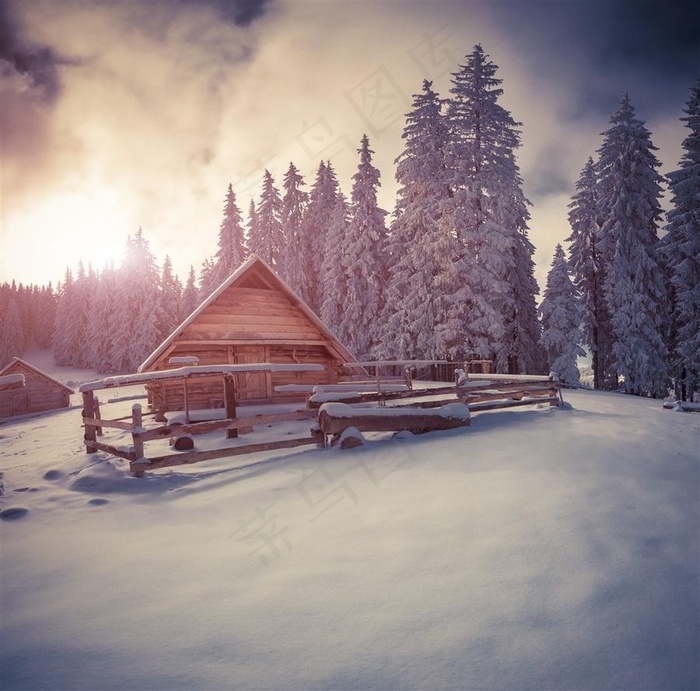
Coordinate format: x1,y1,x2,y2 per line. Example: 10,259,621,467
0,362,71,417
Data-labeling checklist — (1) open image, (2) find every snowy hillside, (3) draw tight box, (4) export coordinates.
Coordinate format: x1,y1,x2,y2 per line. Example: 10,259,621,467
1,358,698,690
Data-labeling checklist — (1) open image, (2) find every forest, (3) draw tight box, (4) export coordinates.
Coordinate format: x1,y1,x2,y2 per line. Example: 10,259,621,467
1,47,698,401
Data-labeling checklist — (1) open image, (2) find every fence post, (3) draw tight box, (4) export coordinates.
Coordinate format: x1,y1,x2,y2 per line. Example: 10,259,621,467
82,390,97,453
225,374,238,439
132,404,145,460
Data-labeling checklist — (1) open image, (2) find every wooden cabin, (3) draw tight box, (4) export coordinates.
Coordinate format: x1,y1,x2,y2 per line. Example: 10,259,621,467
138,255,357,413
0,358,74,418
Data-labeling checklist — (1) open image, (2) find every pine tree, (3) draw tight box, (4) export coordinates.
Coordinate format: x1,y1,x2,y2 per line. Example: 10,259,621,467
320,192,351,343
539,245,585,386
210,184,247,288
108,228,162,373
663,80,700,401
280,162,309,294
382,79,452,360
302,161,342,312
198,256,217,299
0,295,26,367
249,169,284,268
337,135,388,359
158,256,183,343
596,95,669,397
52,269,74,366
445,45,541,371
181,265,199,321
567,157,614,389
34,284,56,349
86,266,118,372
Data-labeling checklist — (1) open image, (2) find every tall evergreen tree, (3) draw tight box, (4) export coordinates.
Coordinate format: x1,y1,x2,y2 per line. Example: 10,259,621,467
109,228,162,373
280,162,309,293
181,265,199,321
302,161,342,313
198,256,217,298
539,245,585,386
158,256,183,343
596,95,669,397
52,269,74,366
567,157,614,389
337,135,388,359
0,295,26,367
249,169,284,268
445,45,541,371
663,80,700,401
381,79,452,360
210,184,247,288
86,266,118,372
320,192,351,343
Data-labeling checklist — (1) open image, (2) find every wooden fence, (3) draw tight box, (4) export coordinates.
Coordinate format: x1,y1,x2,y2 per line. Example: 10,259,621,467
80,365,560,476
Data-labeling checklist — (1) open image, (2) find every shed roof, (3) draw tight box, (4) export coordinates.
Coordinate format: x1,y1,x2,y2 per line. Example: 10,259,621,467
0,358,75,394
138,254,356,372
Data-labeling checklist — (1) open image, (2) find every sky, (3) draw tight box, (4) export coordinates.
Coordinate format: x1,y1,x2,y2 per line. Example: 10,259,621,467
1,0,698,291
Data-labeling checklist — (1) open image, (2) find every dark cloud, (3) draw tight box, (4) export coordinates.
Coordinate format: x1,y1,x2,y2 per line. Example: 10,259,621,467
217,0,273,26
0,0,62,101
484,0,699,120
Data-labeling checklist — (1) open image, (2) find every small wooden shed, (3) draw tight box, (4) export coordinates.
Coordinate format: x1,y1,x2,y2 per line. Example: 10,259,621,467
0,358,74,418
138,255,356,412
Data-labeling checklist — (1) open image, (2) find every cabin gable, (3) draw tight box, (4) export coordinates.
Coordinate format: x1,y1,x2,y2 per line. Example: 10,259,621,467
139,256,355,409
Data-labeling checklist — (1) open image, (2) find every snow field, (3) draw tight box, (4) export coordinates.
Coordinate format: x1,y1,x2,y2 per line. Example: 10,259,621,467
1,389,698,690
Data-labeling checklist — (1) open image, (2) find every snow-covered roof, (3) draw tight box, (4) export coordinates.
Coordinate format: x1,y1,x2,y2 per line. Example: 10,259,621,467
80,363,324,392
138,254,356,373
0,373,26,390
0,358,74,394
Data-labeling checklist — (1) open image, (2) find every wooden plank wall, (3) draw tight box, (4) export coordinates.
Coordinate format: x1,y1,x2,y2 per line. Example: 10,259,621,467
0,363,71,417
144,281,345,411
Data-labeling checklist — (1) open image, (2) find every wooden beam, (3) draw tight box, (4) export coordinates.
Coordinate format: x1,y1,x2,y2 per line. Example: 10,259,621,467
136,409,317,442
131,436,322,475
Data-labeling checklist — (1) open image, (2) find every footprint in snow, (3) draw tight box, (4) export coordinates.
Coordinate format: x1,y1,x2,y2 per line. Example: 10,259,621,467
1,507,29,521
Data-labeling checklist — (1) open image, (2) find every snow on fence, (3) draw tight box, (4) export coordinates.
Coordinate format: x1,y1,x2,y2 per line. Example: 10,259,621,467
78,363,560,476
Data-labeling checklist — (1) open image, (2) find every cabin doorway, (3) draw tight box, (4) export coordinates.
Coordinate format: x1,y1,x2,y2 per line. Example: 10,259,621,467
234,346,271,400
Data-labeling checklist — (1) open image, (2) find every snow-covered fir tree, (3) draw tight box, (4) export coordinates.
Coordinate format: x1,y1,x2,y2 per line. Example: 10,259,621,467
444,45,541,371
280,162,308,294
596,95,669,397
337,135,388,359
0,295,26,367
86,265,118,373
210,184,247,288
567,157,614,390
157,256,183,344
249,170,284,269
198,256,217,298
180,266,199,321
381,79,452,360
320,192,351,343
301,161,342,313
539,245,585,386
663,80,700,401
52,269,74,366
108,228,162,373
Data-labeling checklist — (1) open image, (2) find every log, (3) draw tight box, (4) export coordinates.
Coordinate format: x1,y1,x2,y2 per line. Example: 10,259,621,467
171,436,195,451
318,402,471,436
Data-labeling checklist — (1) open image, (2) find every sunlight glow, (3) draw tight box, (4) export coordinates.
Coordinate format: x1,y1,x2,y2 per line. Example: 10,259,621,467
5,186,133,283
